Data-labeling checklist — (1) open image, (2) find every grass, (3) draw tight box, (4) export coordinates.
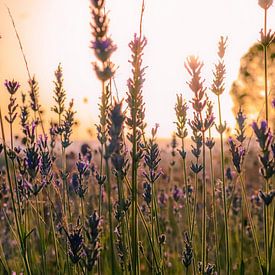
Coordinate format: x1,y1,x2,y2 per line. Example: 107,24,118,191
0,0,274,274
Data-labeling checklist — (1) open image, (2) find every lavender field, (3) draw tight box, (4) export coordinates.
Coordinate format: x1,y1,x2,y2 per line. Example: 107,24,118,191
0,0,274,274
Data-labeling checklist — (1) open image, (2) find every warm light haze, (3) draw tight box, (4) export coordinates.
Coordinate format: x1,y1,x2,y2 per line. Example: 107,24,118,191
0,0,274,138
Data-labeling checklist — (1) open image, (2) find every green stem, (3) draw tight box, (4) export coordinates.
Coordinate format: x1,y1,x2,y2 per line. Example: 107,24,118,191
182,138,191,234
209,141,220,273
263,8,268,125
125,177,161,273
264,179,270,274
105,158,116,274
191,173,198,240
201,131,206,272
217,94,230,274
239,174,264,274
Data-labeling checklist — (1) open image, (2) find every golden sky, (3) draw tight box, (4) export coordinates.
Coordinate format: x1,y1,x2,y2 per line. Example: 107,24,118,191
0,0,274,139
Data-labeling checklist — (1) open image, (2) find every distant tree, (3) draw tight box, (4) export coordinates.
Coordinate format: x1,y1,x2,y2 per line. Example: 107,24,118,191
230,40,275,127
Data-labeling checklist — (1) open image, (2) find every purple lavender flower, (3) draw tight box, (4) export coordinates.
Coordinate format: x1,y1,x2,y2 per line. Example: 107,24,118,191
158,189,168,207
226,167,233,181
228,137,245,174
92,38,117,63
143,182,152,205
4,79,20,95
63,227,84,264
172,185,182,202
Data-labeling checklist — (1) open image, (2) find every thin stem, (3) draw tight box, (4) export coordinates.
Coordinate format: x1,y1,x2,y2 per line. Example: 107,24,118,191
239,173,264,274
182,138,191,234
201,131,206,272
264,179,270,274
263,8,268,124
105,158,116,274
208,133,220,273
217,94,230,274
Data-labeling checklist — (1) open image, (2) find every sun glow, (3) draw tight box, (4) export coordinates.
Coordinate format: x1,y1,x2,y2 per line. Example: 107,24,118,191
1,0,274,139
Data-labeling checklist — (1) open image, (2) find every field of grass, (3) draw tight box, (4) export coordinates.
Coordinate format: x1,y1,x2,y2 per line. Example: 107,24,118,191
0,0,274,274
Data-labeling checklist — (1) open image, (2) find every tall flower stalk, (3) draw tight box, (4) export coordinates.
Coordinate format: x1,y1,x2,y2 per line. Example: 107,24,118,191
258,0,274,124
252,121,274,274
211,36,230,273
175,94,191,233
90,0,117,273
126,33,147,275
186,56,214,273
205,104,220,274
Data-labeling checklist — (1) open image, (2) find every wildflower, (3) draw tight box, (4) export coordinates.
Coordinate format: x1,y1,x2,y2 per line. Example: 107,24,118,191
272,98,275,108
106,101,125,159
226,167,233,181
182,232,193,268
93,62,116,82
60,100,75,149
235,107,246,143
170,133,177,158
28,76,41,113
205,137,215,150
90,0,116,81
211,37,227,96
52,64,66,118
76,157,89,176
143,182,152,205
172,185,182,202
143,127,162,184
114,225,128,271
95,171,106,185
252,120,270,150
4,79,20,95
158,234,166,245
252,121,274,179
64,226,84,264
25,146,40,180
190,162,203,174
158,189,168,207
259,29,275,47
175,94,188,139
228,137,245,174
258,190,275,206
84,212,102,271
92,38,117,63
258,0,273,10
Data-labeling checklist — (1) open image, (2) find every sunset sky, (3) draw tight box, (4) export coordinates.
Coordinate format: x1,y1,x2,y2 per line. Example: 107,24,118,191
0,0,274,139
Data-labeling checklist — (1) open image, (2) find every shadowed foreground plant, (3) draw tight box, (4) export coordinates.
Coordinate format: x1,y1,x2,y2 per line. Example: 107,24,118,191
126,32,147,275
186,55,214,273
211,35,230,274
90,0,117,272
252,120,275,274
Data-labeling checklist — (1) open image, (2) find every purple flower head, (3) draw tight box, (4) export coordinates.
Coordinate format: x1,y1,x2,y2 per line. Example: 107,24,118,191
226,167,233,181
76,158,89,176
92,37,117,62
260,120,268,132
4,79,20,95
158,189,168,207
252,120,272,151
272,98,275,109
38,134,48,150
228,137,245,174
172,185,182,202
